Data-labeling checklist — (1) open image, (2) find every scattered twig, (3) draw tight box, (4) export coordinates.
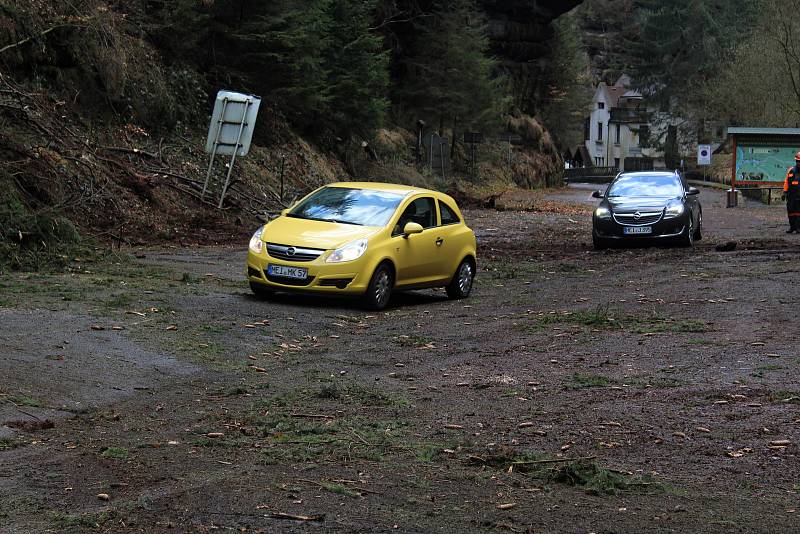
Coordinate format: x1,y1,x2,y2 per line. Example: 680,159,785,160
289,413,335,420
268,512,325,522
511,456,596,466
348,427,370,446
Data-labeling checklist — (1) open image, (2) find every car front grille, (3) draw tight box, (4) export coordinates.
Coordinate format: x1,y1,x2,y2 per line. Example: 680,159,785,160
266,243,325,262
613,211,663,226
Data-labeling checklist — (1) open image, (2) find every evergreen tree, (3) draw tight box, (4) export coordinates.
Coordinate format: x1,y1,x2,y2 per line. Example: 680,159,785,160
397,0,506,134
234,0,332,129
324,0,390,139
627,0,759,111
539,13,592,150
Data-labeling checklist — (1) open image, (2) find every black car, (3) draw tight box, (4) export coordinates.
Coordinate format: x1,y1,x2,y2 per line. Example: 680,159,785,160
591,171,702,249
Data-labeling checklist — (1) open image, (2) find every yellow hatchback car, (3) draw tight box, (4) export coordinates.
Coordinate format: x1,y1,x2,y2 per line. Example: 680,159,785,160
246,182,477,310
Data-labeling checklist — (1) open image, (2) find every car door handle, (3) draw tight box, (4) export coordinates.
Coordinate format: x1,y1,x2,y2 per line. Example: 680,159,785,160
435,238,444,246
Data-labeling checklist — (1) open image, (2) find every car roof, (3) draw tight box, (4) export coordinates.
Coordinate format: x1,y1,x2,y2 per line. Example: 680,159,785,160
328,181,440,196
618,171,680,178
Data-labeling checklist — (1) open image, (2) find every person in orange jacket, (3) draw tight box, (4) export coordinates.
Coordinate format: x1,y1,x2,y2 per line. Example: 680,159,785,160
783,152,800,233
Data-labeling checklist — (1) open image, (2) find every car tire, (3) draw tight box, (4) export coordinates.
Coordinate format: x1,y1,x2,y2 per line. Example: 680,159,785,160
693,209,703,241
363,263,393,311
592,234,608,250
250,281,275,299
446,258,475,299
680,215,695,248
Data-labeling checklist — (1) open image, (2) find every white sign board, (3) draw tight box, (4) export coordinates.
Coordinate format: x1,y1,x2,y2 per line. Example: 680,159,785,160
205,90,261,157
697,144,712,166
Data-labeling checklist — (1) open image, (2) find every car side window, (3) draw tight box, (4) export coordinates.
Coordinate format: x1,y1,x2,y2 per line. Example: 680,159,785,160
394,197,436,235
439,201,460,225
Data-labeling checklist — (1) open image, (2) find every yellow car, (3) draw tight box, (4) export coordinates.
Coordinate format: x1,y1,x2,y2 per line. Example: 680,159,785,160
246,182,477,310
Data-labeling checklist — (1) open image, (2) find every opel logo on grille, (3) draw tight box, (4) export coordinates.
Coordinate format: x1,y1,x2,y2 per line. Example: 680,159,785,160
286,247,296,256
633,211,642,220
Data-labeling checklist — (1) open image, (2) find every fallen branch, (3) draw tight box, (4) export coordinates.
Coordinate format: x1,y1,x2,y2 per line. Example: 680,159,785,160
289,413,336,420
97,146,159,159
268,512,325,522
0,25,71,55
512,456,596,466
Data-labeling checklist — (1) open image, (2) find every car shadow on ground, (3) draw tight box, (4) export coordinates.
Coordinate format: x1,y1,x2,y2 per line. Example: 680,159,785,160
241,289,450,311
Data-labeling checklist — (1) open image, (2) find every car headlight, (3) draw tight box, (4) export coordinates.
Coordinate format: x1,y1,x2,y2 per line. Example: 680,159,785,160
249,226,264,254
326,238,368,263
594,206,612,219
664,203,685,219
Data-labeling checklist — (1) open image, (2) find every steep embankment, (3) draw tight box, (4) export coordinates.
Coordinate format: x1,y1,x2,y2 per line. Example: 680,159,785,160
0,1,578,270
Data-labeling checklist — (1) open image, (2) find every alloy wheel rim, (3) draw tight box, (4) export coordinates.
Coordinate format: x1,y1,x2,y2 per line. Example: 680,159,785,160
458,263,473,294
375,271,391,305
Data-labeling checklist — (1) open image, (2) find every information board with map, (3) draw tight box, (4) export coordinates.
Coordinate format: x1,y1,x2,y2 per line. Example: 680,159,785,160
735,142,796,185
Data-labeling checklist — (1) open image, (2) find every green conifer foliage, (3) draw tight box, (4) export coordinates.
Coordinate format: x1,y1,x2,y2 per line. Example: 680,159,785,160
397,0,506,134
324,0,390,140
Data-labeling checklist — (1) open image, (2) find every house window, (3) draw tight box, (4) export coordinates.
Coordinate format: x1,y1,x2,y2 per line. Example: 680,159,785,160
614,158,620,168
615,124,621,144
597,122,603,141
598,102,605,110
595,157,605,166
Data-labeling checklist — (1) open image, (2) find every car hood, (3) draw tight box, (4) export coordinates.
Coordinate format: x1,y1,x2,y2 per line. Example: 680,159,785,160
261,217,380,249
607,196,679,213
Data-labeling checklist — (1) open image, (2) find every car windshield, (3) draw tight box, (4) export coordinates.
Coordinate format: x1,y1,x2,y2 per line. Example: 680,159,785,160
607,175,683,198
288,187,407,227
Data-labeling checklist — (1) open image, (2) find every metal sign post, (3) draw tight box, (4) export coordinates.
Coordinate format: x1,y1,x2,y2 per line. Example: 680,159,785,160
203,90,261,208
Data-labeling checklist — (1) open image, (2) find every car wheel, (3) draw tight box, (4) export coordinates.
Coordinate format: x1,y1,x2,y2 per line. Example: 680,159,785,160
250,281,275,299
446,258,475,299
592,234,608,250
680,215,695,248
693,209,703,241
363,263,393,311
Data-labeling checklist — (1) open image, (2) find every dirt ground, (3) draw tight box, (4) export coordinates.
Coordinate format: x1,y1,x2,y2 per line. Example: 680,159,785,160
1,184,799,533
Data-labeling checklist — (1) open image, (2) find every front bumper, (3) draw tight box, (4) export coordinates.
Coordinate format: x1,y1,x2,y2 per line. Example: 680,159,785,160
593,214,687,240
246,249,370,295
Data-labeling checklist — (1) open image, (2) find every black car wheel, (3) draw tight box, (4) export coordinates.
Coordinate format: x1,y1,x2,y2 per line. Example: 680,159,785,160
363,263,393,311
680,214,695,248
250,281,275,299
446,258,475,299
693,209,703,241
592,233,608,250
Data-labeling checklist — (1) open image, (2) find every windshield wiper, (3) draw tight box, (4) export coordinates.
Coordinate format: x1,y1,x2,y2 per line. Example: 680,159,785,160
302,216,363,226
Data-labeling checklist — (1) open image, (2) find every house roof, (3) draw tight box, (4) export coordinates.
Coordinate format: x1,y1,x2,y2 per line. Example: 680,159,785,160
604,85,628,107
728,127,800,136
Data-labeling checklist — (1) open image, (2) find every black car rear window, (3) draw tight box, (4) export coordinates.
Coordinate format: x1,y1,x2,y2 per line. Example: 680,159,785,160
607,175,683,198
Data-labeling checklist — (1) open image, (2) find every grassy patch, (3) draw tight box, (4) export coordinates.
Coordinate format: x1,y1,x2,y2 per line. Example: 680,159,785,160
468,447,658,495
564,373,620,390
49,510,116,529
312,379,409,408
527,306,711,334
392,334,433,348
320,482,361,498
0,437,21,451
100,447,129,460
258,416,413,463
549,460,657,495
0,393,41,407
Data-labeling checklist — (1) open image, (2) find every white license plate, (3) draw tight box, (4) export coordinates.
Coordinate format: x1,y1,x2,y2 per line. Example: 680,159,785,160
623,226,653,235
268,264,308,279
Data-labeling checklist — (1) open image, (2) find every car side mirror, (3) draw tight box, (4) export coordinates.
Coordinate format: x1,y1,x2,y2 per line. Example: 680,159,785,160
687,187,700,196
403,222,424,237
591,190,603,199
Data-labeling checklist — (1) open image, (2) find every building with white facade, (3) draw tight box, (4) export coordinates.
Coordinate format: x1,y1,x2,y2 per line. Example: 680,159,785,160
583,75,651,170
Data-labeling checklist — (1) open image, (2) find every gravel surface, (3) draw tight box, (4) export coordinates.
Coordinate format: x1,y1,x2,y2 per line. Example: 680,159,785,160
1,184,798,533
